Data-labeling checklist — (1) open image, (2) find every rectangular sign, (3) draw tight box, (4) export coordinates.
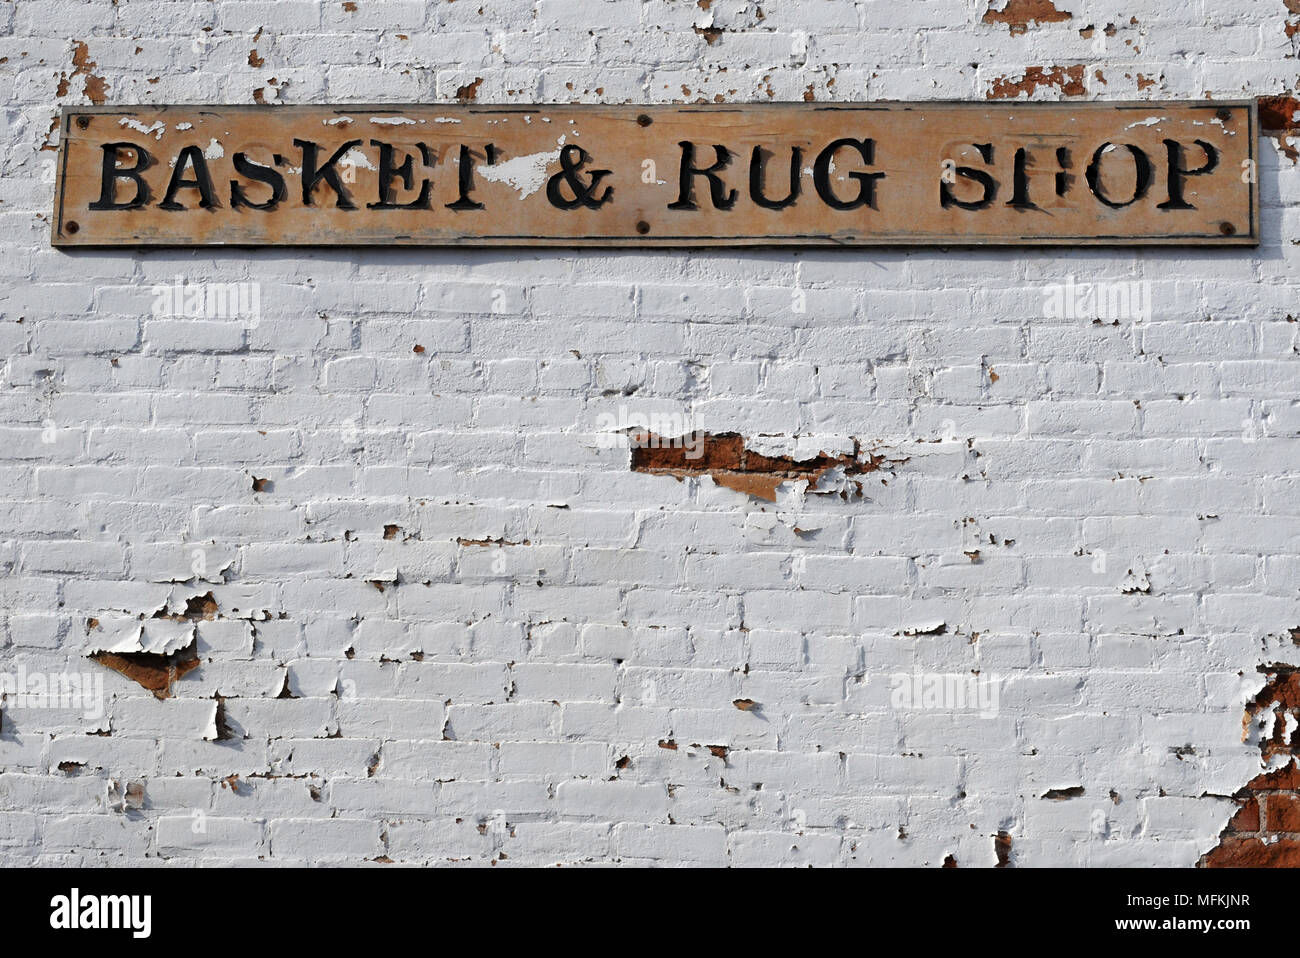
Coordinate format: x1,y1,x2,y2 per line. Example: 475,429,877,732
51,101,1258,247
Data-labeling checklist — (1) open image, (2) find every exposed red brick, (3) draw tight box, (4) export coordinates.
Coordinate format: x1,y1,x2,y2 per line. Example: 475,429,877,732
1225,796,1260,833
456,77,484,102
982,0,1072,35
1202,837,1300,868
994,830,1012,867
630,432,894,502
1259,95,1300,163
1201,663,1300,867
58,41,109,105
987,65,1086,99
1267,792,1300,831
1248,762,1300,791
1260,94,1300,130
90,638,200,700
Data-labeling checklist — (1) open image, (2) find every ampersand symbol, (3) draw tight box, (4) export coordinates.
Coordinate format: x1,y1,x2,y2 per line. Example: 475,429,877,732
546,145,613,209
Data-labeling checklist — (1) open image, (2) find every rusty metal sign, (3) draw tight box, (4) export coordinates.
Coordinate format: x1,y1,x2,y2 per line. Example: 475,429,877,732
51,101,1258,247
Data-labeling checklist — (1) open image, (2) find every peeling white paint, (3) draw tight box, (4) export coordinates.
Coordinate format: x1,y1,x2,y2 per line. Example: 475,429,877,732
340,147,376,170
478,142,564,199
119,118,166,140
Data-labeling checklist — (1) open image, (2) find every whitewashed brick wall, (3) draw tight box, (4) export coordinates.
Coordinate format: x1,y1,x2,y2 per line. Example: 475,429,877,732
1,0,1299,867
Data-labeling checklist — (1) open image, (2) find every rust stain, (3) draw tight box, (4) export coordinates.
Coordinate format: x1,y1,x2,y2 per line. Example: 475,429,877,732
694,25,724,45
986,64,1086,99
982,0,1072,35
630,432,893,502
1200,664,1300,867
90,638,200,700
248,49,265,68
455,76,484,102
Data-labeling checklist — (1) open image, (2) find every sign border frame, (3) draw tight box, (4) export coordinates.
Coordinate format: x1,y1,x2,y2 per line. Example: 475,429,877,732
51,99,1260,249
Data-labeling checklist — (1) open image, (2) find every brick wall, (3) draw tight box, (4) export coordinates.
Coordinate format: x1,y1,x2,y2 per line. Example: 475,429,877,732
1,0,1299,866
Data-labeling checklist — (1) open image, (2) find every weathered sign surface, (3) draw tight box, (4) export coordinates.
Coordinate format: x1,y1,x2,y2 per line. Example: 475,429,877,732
51,102,1258,247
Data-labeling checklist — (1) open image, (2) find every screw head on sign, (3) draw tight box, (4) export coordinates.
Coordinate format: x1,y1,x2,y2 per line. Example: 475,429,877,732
636,220,650,234
637,114,652,127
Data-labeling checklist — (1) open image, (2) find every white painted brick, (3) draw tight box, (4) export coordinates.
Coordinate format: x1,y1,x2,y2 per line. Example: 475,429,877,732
2,0,1296,870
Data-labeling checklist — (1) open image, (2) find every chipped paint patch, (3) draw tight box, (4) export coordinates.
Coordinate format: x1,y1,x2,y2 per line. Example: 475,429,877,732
58,40,109,105
629,432,900,502
118,117,166,140
1258,94,1300,162
478,148,560,199
456,77,484,102
1200,663,1300,867
987,65,1086,99
340,146,376,170
982,0,1072,35
89,639,200,699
